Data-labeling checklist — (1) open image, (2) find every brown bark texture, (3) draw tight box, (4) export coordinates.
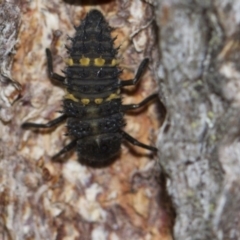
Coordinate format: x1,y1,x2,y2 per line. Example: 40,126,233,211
157,0,240,240
2,0,240,239
1,0,171,240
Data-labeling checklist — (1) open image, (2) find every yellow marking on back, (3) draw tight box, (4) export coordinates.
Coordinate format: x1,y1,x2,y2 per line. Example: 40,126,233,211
80,57,90,66
65,58,74,66
94,57,105,66
106,91,120,101
95,98,103,104
81,98,90,105
111,59,119,66
65,93,79,102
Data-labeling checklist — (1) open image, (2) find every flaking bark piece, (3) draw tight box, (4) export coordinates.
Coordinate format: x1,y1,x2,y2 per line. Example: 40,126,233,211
0,1,21,122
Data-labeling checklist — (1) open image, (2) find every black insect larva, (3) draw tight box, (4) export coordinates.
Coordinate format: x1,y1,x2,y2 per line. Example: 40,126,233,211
22,9,158,167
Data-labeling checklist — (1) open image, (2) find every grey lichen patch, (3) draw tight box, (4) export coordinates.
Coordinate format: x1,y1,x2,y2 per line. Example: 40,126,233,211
155,1,239,239
0,2,21,121
157,0,240,239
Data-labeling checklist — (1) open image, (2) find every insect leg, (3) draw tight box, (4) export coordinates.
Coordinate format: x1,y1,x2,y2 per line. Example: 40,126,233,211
52,139,77,160
120,58,149,87
121,93,158,112
46,48,65,83
122,131,157,152
22,115,67,129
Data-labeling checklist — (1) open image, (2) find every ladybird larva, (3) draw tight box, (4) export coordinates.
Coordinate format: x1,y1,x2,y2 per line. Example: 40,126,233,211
22,9,159,167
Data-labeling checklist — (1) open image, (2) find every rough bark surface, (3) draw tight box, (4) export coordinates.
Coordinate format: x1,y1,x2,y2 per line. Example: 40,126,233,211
157,0,240,239
1,0,171,240
0,1,21,121
3,0,240,239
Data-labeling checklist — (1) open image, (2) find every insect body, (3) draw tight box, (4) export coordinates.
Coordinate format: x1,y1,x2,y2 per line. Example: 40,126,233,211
22,9,158,167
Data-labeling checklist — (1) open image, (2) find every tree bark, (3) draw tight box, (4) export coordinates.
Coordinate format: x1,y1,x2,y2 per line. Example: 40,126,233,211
157,0,240,239
1,0,171,239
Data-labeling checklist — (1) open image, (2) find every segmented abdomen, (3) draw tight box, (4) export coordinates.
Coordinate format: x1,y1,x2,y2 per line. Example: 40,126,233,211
62,10,123,162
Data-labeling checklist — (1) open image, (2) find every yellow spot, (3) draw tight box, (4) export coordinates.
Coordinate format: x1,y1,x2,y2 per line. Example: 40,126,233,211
111,59,118,66
95,98,103,104
106,91,120,101
80,57,90,66
94,57,105,66
65,93,79,102
81,98,90,105
65,58,74,66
